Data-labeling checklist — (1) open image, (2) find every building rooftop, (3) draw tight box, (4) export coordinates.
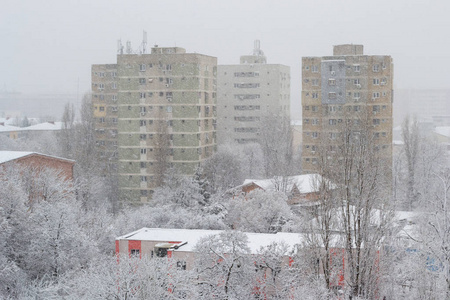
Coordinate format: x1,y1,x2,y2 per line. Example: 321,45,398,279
240,174,334,194
0,151,75,165
117,227,304,254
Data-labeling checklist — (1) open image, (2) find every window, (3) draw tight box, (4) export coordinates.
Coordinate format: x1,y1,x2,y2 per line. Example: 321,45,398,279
311,79,319,86
99,94,104,100
111,72,117,78
373,78,380,85
372,92,380,99
329,119,337,125
112,118,118,123
312,106,318,112
177,261,187,270
98,72,105,77
354,65,360,72
312,92,318,99
99,83,105,90
312,132,319,138
140,148,146,154
373,119,380,125
140,106,146,113
354,79,360,86
312,119,319,125
140,92,146,99
373,105,380,113
130,249,140,256
111,106,118,112
112,95,117,101
140,190,148,196
311,65,319,73
139,64,146,71
328,92,337,100
139,78,146,85
233,83,260,88
354,106,361,112
329,132,337,139
111,82,117,89
140,120,146,126
140,134,147,140
166,92,173,100
328,79,336,86
373,64,379,72
381,78,387,85
167,106,172,113
141,176,147,182
99,117,105,123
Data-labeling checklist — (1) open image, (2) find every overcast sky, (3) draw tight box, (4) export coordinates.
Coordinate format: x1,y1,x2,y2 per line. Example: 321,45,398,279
1,0,449,116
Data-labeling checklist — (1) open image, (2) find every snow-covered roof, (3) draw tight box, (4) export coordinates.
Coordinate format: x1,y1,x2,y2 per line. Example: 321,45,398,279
0,124,21,132
435,126,450,138
241,174,333,194
0,118,17,126
0,151,35,164
0,151,75,165
0,122,64,133
117,228,304,254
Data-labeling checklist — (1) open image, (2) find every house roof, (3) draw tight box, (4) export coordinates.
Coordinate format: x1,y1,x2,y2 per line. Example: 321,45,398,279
117,227,305,254
0,124,21,132
435,126,450,138
0,151,75,165
0,122,64,133
241,174,333,194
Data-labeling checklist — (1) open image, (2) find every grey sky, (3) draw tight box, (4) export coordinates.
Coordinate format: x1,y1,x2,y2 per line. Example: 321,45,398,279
1,0,449,117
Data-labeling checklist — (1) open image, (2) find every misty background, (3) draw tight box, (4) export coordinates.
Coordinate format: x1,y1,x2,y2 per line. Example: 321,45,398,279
1,0,449,123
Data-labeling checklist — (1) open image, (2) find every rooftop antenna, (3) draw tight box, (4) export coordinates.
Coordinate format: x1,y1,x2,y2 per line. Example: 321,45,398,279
117,39,124,55
253,39,264,56
142,31,147,54
126,40,132,54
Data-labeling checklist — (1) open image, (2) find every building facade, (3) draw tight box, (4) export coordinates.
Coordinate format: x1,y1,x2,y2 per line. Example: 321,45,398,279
217,41,290,144
301,44,393,174
92,46,217,205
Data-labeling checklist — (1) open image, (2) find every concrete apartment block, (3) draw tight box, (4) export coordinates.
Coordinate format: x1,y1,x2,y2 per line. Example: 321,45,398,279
301,44,393,175
92,46,217,205
217,41,290,145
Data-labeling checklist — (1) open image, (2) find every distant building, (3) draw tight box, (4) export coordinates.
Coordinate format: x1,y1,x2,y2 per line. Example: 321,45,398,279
0,151,74,180
217,40,290,144
229,173,334,205
115,227,300,267
92,45,217,205
301,44,393,175
394,89,450,126
0,121,63,140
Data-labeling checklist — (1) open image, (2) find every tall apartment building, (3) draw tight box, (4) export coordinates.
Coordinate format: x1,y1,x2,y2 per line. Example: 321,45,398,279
217,41,290,144
302,44,393,174
92,46,217,205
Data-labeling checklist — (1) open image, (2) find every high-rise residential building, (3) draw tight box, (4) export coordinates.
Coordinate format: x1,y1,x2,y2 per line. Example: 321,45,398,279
92,46,217,205
217,40,290,145
301,44,393,174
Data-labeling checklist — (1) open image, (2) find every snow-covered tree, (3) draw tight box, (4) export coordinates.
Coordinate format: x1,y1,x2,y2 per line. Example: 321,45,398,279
192,231,254,299
226,189,293,233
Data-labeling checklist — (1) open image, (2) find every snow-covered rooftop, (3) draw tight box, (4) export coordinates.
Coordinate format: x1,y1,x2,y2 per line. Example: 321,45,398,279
0,151,34,164
241,174,333,194
0,122,64,133
117,228,304,254
435,126,450,138
0,151,75,165
0,124,21,132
